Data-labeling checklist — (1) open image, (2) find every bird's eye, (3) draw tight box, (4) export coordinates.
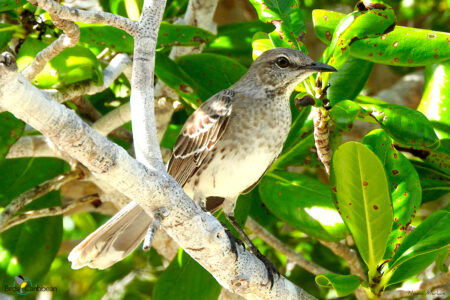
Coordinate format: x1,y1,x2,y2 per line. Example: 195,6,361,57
275,56,290,68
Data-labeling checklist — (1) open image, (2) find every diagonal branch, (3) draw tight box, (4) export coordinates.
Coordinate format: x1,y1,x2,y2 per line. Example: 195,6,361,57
0,168,84,230
0,194,100,233
29,0,137,36
246,218,330,275
22,16,80,81
0,51,314,300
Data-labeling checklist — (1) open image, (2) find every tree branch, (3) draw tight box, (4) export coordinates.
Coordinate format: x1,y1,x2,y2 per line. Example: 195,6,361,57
0,53,313,300
0,168,84,229
47,53,131,103
0,194,100,233
29,0,137,36
247,218,330,275
129,0,165,166
22,15,80,81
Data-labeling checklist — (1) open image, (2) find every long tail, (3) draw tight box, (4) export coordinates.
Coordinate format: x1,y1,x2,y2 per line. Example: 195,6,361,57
68,201,151,269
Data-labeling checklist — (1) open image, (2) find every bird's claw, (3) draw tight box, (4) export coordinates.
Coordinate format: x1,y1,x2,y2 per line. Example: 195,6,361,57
254,251,279,288
224,227,245,259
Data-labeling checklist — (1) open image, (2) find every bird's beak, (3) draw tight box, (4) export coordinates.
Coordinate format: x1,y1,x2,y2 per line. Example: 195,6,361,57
305,62,337,72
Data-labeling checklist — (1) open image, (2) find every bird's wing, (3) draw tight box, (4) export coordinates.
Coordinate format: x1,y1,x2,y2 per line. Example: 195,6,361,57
167,89,234,187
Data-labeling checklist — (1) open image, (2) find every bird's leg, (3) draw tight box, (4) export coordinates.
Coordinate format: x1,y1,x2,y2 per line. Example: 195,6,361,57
225,214,279,288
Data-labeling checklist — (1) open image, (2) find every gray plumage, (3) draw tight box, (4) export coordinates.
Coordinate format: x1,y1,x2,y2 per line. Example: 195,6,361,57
69,48,336,269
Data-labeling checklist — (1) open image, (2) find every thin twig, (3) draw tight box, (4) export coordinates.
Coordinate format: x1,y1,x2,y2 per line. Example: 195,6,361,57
92,102,131,136
319,240,367,280
0,194,100,233
29,0,137,36
381,271,450,299
70,96,133,144
47,53,132,103
247,218,330,275
22,16,79,81
0,169,84,230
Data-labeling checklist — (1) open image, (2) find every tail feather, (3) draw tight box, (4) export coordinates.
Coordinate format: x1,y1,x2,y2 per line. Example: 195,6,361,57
68,201,151,269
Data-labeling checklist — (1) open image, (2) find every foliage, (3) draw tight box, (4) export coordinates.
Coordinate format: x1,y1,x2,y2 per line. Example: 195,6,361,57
0,0,449,299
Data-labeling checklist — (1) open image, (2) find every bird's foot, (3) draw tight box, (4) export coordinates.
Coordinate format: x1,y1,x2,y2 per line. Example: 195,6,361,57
224,227,245,259
250,246,279,288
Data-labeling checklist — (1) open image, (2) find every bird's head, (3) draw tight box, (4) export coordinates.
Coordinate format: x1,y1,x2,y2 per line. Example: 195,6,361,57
249,48,337,94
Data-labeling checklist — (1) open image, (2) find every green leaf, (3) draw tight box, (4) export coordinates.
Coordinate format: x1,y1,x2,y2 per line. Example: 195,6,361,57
152,250,221,300
251,31,275,59
329,100,370,135
362,129,422,259
158,23,215,49
78,24,134,54
389,210,450,270
357,96,440,151
249,0,307,51
0,24,20,50
315,273,361,297
0,158,68,280
17,37,103,89
0,0,26,12
204,21,273,66
322,2,396,84
327,56,373,105
314,9,450,67
312,9,344,45
417,61,450,139
388,248,446,285
176,53,247,99
124,0,141,21
331,142,392,279
259,171,348,241
155,52,206,110
0,112,25,163
414,160,450,203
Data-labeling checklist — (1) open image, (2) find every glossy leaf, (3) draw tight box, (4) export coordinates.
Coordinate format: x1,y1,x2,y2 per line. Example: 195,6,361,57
414,160,450,203
0,112,24,163
331,142,392,279
315,273,361,297
323,2,396,84
313,9,450,67
0,158,68,280
362,129,421,259
417,61,450,139
152,250,221,300
79,24,134,54
357,96,440,151
389,210,450,270
249,0,307,51
329,100,368,133
176,53,247,99
388,248,446,285
259,171,348,241
158,23,215,48
205,21,273,66
0,0,26,12
155,52,207,110
251,31,274,59
312,9,344,45
17,37,103,89
0,24,19,50
327,56,373,105
124,0,141,21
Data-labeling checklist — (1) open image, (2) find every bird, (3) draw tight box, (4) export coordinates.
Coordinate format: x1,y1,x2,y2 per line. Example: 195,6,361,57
68,47,336,282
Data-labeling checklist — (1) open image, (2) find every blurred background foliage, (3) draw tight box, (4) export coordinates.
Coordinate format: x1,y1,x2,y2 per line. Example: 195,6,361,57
0,0,449,299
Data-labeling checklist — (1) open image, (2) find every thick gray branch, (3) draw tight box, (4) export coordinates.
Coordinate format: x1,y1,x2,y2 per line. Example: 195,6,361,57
0,53,314,299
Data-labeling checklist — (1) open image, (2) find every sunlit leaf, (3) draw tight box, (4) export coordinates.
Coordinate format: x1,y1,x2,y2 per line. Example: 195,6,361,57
331,142,392,279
